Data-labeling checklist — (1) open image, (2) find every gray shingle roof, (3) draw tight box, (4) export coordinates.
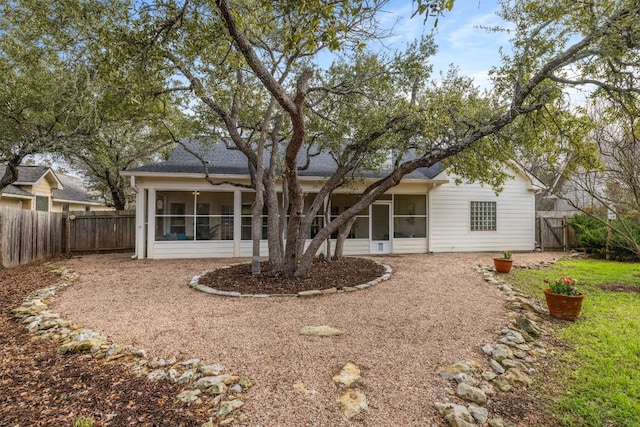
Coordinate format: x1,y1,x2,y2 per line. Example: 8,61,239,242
52,174,101,204
0,165,50,184
0,165,101,204
1,183,33,197
127,139,443,180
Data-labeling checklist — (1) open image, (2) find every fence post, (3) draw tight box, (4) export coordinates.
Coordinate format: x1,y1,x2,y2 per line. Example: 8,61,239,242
563,216,568,252
538,216,544,252
63,214,71,256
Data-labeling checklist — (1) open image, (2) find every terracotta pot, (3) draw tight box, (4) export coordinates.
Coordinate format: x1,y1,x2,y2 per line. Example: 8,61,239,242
493,258,513,273
544,288,585,321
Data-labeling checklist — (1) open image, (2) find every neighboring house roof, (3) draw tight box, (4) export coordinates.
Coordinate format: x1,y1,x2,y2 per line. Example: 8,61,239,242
0,183,34,199
52,173,103,205
0,165,62,188
124,139,444,180
0,165,103,205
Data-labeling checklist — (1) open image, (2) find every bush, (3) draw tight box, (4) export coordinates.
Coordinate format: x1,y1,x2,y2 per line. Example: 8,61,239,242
570,213,640,261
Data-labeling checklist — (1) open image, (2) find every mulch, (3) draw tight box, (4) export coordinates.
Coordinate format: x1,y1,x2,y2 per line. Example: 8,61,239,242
199,257,386,294
0,260,212,427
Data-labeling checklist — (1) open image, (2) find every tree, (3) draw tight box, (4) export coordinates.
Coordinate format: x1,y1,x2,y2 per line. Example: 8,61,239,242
0,0,191,209
0,1,88,189
123,0,639,278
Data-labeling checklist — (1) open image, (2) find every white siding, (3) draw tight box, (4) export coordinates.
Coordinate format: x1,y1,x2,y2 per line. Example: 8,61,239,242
239,241,269,257
429,170,535,252
392,238,428,254
152,241,235,259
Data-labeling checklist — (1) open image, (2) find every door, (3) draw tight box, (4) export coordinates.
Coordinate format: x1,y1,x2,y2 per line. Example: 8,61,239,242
371,202,391,254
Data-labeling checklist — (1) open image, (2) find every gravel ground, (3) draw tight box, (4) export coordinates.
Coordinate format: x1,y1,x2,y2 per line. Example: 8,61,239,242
53,251,563,426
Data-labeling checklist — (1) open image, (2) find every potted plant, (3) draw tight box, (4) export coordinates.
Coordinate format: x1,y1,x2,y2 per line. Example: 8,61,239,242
493,250,513,273
543,276,585,320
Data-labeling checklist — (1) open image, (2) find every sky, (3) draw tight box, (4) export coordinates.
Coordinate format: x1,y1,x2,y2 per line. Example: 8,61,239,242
382,0,509,88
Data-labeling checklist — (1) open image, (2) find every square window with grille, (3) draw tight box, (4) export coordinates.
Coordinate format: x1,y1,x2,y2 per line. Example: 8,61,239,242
470,201,496,231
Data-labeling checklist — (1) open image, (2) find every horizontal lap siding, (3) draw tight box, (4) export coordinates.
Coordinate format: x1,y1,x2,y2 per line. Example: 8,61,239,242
152,241,235,259
239,241,269,257
392,238,428,254
430,172,534,252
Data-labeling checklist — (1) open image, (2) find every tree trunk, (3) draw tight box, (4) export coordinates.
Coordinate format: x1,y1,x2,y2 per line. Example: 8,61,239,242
333,216,357,260
0,160,20,192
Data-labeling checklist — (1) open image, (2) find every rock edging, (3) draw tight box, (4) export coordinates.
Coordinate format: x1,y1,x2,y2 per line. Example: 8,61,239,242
188,260,393,298
433,260,560,427
12,265,251,427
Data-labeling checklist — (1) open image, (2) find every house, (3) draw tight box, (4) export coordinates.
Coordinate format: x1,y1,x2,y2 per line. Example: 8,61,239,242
0,165,112,212
121,140,541,259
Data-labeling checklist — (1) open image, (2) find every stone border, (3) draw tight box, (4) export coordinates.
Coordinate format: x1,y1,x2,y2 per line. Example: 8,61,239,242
188,259,393,298
432,260,561,427
12,264,252,426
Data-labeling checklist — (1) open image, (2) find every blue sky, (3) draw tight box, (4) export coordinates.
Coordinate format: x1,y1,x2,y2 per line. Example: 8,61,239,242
383,0,509,88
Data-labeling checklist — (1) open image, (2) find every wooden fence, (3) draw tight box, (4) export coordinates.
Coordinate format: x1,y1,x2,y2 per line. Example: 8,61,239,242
0,206,63,268
0,207,136,268
536,214,578,251
63,210,135,254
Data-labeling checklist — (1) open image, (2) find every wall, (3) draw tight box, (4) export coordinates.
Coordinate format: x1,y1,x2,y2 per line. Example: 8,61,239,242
429,169,536,252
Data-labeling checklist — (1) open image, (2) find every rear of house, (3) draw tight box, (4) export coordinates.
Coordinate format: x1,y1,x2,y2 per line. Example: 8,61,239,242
122,140,539,259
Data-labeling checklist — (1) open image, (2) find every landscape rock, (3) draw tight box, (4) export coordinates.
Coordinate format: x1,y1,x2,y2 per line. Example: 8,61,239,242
436,360,478,379
456,382,487,405
193,376,225,390
199,364,225,376
434,402,474,427
489,359,505,374
176,389,202,404
491,344,513,362
217,399,245,418
516,314,544,336
469,405,489,424
332,363,361,387
337,388,367,419
503,368,532,386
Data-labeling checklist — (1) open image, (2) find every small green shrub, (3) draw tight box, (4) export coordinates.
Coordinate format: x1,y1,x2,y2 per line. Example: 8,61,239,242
570,214,640,261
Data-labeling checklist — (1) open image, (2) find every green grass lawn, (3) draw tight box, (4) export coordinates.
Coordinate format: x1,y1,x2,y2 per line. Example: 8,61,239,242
509,258,640,427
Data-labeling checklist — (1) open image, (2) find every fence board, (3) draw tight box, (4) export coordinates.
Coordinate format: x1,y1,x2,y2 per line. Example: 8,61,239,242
536,214,578,251
0,207,63,268
66,211,135,253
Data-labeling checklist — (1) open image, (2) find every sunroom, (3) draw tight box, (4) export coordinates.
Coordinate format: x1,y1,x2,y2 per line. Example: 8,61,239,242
144,188,429,259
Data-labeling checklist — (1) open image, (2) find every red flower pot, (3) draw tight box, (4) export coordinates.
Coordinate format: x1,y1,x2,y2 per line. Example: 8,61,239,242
493,258,513,273
544,288,585,321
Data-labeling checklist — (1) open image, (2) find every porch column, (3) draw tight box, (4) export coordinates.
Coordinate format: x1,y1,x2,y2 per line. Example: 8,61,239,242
147,188,156,259
233,190,241,257
135,188,146,259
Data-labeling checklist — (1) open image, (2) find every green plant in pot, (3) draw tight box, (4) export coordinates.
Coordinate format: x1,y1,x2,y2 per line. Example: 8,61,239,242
543,276,585,320
493,250,513,273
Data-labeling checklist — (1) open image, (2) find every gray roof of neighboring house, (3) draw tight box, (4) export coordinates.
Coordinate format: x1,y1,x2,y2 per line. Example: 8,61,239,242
52,173,102,204
0,165,102,204
1,183,33,198
0,165,51,184
126,139,443,180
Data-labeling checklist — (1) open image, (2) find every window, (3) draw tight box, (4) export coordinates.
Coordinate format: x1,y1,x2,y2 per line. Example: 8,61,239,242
470,201,496,231
240,193,269,240
393,195,427,238
35,196,49,211
154,191,233,241
330,194,369,239
62,203,70,212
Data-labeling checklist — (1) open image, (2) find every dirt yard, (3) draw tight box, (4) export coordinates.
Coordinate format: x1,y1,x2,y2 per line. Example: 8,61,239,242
49,251,563,426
